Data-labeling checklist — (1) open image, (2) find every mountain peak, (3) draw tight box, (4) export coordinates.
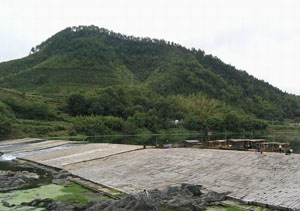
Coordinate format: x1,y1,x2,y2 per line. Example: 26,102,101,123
0,25,299,120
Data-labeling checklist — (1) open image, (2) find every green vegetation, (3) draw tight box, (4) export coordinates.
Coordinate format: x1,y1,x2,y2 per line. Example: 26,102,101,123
0,183,111,210
0,25,299,139
55,183,111,204
161,204,269,211
206,205,270,211
66,87,267,136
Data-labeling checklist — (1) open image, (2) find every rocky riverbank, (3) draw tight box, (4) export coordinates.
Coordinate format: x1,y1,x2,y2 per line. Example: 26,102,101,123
2,162,230,210
43,183,229,211
0,170,39,191
0,159,267,211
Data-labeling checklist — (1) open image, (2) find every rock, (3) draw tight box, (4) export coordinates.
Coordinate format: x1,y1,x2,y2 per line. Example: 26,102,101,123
52,178,66,185
202,191,230,204
85,201,112,211
46,201,74,211
85,183,229,211
132,195,158,211
181,183,202,196
162,186,180,195
16,178,26,185
21,198,53,207
0,170,39,190
53,170,71,179
168,198,194,208
12,182,229,211
113,194,136,209
2,200,15,207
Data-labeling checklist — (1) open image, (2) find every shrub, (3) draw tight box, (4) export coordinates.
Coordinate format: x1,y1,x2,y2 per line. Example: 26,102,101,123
72,115,127,136
0,101,15,118
3,98,56,120
0,114,12,138
184,114,206,131
67,94,87,116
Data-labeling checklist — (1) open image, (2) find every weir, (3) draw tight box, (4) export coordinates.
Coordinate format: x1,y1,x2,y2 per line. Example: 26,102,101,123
1,138,300,210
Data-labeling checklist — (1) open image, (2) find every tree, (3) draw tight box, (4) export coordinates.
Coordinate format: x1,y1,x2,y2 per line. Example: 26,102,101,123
67,94,87,116
224,112,241,132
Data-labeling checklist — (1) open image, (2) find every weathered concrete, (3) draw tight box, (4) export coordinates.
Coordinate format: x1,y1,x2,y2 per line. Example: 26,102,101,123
0,138,42,147
0,140,76,153
64,148,300,210
23,143,143,168
2,138,300,210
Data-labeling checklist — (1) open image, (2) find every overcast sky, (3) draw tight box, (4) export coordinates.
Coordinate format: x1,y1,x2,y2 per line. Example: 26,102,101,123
1,0,300,95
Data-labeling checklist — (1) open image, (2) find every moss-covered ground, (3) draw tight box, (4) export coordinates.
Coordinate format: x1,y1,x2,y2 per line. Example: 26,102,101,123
0,182,112,210
206,205,269,211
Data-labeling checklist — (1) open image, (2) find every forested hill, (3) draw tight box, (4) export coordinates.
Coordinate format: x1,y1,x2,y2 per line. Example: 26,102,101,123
0,25,299,121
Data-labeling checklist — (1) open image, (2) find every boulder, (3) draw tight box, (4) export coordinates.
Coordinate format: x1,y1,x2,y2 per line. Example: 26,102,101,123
21,198,53,207
181,183,202,196
53,170,71,179
85,201,112,211
85,183,229,211
46,201,74,211
132,195,158,211
202,191,230,204
2,200,15,207
0,170,39,190
52,179,66,185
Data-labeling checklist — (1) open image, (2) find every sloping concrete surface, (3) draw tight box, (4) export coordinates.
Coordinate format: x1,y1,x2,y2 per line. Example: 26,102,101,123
3,138,300,210
65,148,300,210
0,138,42,147
0,140,75,153
23,143,142,167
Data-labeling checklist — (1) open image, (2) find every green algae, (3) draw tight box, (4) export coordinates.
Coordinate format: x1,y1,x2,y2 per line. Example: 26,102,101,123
0,182,111,210
0,184,63,210
55,183,112,204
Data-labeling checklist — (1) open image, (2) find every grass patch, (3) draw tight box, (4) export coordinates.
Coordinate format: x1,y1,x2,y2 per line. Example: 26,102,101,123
206,205,270,211
55,183,112,204
226,205,246,211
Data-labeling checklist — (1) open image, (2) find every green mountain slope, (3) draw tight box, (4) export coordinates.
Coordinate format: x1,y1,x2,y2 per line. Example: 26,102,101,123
0,25,299,120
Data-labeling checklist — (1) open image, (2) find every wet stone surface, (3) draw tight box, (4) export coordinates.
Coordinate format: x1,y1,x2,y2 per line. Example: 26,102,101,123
0,170,39,191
